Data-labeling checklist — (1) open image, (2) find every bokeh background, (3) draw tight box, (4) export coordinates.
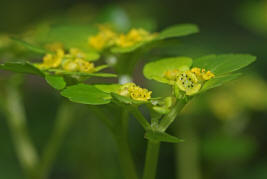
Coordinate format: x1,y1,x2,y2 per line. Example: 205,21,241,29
0,0,267,179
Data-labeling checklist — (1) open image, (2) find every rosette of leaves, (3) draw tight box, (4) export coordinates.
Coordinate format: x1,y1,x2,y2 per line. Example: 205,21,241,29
0,38,117,90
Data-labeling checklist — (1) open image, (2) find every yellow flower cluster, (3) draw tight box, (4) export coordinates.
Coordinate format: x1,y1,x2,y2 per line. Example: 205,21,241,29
117,83,152,101
191,67,215,80
116,29,156,48
38,49,64,69
88,26,156,51
37,48,95,73
164,67,215,96
89,26,117,51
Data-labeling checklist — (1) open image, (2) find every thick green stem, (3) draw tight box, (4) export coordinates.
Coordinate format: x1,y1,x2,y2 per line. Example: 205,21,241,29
143,141,160,179
158,100,186,132
3,83,39,178
131,106,150,130
38,102,75,179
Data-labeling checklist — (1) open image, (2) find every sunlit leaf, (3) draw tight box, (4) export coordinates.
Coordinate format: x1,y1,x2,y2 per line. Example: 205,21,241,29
61,84,111,105
94,84,121,93
143,57,192,83
201,73,241,92
193,54,256,75
145,130,184,143
45,75,66,90
0,61,43,75
11,37,49,54
156,24,199,40
47,69,117,78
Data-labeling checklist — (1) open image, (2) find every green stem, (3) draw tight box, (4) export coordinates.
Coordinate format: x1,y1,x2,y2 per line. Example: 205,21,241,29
158,100,186,132
3,82,39,178
38,102,75,179
142,141,160,179
115,109,138,179
130,106,151,130
92,107,138,179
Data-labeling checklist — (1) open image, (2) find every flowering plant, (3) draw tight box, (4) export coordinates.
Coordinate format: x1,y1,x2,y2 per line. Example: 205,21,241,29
0,21,255,179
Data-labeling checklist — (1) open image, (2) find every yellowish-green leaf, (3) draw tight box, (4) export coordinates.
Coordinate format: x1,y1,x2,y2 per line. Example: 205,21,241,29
193,54,256,75
61,84,111,105
45,75,66,90
143,57,192,83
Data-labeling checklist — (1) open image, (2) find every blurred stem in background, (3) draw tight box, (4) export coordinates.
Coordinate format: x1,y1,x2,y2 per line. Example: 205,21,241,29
3,76,39,179
91,106,138,179
37,102,75,179
174,118,201,179
2,76,76,179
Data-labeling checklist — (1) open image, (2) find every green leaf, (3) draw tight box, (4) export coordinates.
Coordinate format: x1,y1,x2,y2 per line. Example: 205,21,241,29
0,61,43,76
84,52,100,61
61,84,111,105
156,24,199,40
145,130,184,143
201,73,242,92
193,54,256,75
47,69,117,78
143,57,192,83
45,75,66,90
11,37,49,54
94,84,121,93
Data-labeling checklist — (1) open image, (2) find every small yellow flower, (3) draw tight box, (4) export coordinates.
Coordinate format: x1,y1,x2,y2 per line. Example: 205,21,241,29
191,67,215,81
75,58,95,73
62,59,79,72
202,70,215,80
118,83,152,101
176,71,201,96
89,26,117,51
116,28,156,48
38,49,64,69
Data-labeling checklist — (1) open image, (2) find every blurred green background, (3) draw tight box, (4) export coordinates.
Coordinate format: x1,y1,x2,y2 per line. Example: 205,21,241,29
0,0,267,179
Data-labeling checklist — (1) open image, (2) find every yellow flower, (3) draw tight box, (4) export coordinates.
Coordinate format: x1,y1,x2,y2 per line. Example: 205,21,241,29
75,58,95,73
191,67,215,81
176,71,201,96
116,28,156,48
118,83,152,101
62,58,95,73
89,26,117,51
38,49,64,69
62,59,79,72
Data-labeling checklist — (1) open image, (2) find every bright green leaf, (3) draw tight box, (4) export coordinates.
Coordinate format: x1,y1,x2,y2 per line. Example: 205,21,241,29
45,75,66,90
11,37,49,54
143,57,192,83
193,54,256,75
156,24,199,40
145,130,184,143
0,61,43,76
47,69,117,78
111,92,147,105
61,84,111,105
94,84,121,93
201,73,242,92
